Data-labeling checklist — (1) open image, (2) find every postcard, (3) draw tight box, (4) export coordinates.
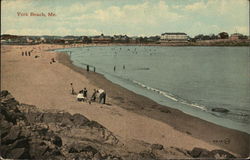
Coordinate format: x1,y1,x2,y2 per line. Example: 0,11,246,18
1,0,249,159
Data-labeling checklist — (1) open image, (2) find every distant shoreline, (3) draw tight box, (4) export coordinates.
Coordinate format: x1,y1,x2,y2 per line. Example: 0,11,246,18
1,39,250,47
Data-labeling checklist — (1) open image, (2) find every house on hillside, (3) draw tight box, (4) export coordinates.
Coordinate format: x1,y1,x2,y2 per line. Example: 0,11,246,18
230,33,242,41
160,32,188,43
130,36,139,43
113,35,129,43
91,34,112,43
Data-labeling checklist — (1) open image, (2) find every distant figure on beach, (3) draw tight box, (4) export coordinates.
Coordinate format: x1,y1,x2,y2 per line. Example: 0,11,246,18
51,58,56,63
114,65,116,72
98,89,106,104
25,51,27,56
94,67,96,72
22,52,24,56
87,65,89,72
123,65,125,70
83,88,88,98
28,51,31,56
91,89,97,102
77,91,85,102
70,83,76,95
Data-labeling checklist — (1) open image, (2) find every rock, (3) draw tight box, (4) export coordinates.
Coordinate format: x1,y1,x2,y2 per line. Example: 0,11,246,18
72,113,89,126
52,135,62,147
0,119,13,139
0,90,9,97
23,106,44,123
80,145,98,154
6,147,30,159
139,151,156,160
189,147,210,158
1,102,23,124
12,137,30,149
1,126,21,145
151,144,164,150
68,144,98,155
29,141,49,158
93,152,102,160
69,147,79,153
41,130,63,147
86,120,104,129
0,137,30,159
211,108,229,113
42,112,58,123
42,112,73,126
210,149,236,158
3,97,19,109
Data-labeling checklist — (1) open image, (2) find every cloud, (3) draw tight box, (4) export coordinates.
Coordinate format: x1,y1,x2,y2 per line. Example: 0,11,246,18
1,0,33,10
4,28,52,36
1,0,248,36
229,26,249,35
187,22,221,36
75,28,101,36
184,2,206,11
85,1,183,25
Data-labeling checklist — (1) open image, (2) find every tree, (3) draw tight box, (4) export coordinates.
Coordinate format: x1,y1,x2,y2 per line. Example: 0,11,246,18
218,32,229,39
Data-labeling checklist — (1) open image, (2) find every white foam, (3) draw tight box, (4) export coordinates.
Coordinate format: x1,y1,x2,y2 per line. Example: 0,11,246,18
132,80,207,111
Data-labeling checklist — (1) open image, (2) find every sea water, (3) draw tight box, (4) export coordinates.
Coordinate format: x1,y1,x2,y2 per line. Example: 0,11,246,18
56,46,250,134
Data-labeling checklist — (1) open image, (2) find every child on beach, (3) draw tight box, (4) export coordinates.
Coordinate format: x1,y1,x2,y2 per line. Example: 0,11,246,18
70,83,76,95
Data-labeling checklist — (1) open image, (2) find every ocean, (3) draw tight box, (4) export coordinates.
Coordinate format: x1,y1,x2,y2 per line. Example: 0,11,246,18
56,46,250,134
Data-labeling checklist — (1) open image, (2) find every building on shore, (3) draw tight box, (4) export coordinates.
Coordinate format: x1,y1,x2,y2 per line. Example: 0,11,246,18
91,34,112,43
159,32,188,43
113,35,129,43
230,33,242,41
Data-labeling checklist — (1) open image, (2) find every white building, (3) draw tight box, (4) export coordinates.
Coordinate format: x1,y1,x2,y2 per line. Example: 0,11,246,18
160,32,188,42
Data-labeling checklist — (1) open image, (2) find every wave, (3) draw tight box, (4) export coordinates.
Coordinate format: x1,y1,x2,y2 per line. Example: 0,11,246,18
132,80,208,111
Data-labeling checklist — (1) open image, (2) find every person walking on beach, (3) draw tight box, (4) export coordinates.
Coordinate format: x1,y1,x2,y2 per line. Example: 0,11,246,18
98,89,106,104
22,52,24,56
51,58,56,63
83,88,88,98
70,83,76,95
123,65,125,70
91,89,97,102
114,65,116,72
25,51,27,56
28,51,31,56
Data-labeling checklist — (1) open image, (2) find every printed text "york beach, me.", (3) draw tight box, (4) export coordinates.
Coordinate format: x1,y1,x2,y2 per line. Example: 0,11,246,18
17,12,56,17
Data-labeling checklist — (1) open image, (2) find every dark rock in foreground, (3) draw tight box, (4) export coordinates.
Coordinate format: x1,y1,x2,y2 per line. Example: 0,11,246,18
1,90,118,159
151,144,164,150
189,147,236,159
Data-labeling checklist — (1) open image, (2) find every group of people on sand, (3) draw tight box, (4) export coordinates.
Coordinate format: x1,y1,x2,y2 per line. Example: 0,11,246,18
70,83,106,104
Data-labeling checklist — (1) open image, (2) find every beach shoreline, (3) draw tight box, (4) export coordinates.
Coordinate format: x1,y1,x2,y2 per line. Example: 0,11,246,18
1,44,249,157
56,45,249,157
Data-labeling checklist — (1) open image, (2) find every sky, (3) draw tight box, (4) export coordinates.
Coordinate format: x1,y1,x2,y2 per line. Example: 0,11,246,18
1,0,249,37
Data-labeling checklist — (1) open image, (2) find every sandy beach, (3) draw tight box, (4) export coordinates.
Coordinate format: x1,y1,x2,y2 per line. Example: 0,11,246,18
1,44,249,157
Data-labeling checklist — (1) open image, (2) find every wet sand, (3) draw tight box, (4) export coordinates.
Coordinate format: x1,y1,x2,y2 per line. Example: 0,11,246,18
1,44,249,157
